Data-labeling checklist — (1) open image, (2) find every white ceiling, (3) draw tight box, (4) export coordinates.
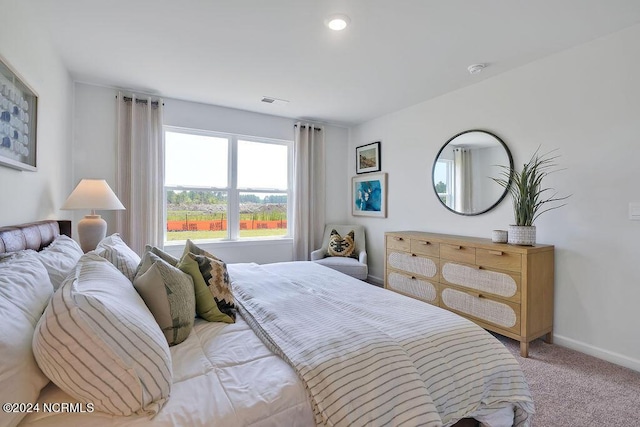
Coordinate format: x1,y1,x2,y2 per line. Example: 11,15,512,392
27,0,640,127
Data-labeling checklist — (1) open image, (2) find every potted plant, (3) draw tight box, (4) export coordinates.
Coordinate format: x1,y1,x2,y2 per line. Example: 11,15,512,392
492,148,569,245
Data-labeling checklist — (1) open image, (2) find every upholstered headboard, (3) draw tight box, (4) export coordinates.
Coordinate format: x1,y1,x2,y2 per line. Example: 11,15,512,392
0,220,72,255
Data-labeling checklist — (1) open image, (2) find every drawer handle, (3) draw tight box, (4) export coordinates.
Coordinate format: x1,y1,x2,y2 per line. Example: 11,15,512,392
475,265,484,270
419,241,431,245
488,250,504,256
394,237,404,241
470,292,484,299
411,276,416,280
411,253,417,257
452,245,462,250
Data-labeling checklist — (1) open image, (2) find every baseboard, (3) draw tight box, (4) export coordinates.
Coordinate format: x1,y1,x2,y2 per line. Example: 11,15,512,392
366,274,384,287
553,334,640,372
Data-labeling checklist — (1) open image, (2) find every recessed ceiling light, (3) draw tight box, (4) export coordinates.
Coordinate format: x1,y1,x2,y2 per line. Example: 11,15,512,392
325,14,350,31
467,63,488,74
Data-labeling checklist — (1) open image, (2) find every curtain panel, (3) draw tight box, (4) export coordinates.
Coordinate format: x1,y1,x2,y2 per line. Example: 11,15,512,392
116,92,164,254
292,123,325,261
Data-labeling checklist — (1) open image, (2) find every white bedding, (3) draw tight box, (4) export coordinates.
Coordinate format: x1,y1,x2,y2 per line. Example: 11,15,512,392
19,316,313,427
232,262,534,427
18,261,533,427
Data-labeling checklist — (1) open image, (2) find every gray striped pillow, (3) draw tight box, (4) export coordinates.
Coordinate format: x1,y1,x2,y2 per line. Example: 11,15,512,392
32,253,172,416
94,234,141,281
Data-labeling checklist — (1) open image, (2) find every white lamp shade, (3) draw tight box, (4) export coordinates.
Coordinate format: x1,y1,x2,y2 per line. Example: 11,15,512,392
62,179,125,252
62,179,125,211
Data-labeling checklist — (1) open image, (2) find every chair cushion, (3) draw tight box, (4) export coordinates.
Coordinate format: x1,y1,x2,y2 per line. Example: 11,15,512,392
327,229,357,258
314,256,368,280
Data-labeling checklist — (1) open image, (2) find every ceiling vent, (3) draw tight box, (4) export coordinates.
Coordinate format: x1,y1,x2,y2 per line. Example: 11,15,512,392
261,96,289,104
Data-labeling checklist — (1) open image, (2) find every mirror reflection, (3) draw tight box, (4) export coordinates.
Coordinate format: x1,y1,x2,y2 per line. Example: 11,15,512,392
432,130,513,215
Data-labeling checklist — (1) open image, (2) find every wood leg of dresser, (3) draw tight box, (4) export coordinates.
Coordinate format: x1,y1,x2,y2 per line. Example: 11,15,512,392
544,332,554,344
520,341,529,358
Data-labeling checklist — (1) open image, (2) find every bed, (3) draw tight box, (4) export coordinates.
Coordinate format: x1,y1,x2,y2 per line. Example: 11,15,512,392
0,220,534,427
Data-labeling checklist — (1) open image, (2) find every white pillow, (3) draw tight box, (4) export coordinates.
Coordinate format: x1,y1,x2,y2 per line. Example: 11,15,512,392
0,251,53,427
94,233,141,281
32,253,172,416
36,235,84,290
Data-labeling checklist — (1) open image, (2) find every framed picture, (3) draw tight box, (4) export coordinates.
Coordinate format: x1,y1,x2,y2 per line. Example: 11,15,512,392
356,141,381,174
352,172,387,217
0,54,38,171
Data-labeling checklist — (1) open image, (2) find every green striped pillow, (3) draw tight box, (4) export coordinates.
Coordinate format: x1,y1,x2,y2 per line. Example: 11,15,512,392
32,253,172,416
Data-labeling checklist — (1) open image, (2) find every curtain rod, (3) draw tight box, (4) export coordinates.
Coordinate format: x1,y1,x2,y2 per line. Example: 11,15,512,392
294,124,322,131
116,95,163,106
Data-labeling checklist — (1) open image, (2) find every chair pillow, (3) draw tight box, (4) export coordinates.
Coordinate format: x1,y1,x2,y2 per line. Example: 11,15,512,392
327,229,357,258
94,233,141,281
36,234,84,290
134,251,196,346
177,240,235,323
0,251,53,427
32,253,172,416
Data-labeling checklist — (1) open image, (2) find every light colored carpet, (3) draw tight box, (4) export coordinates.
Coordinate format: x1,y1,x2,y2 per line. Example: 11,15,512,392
496,335,640,426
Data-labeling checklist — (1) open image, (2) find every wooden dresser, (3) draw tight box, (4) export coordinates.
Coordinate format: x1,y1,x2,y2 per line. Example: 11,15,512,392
384,231,554,357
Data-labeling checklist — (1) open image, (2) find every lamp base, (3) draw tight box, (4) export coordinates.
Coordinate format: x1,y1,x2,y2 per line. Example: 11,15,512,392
77,214,107,252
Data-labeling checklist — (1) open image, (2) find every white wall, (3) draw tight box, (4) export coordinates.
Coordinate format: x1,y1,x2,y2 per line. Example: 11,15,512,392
0,0,73,226
350,24,640,371
72,84,350,262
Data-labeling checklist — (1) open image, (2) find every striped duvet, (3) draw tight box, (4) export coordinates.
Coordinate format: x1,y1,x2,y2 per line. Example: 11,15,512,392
229,261,534,427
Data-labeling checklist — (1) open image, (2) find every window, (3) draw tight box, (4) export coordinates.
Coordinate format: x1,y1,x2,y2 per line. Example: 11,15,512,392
433,158,453,209
164,127,292,243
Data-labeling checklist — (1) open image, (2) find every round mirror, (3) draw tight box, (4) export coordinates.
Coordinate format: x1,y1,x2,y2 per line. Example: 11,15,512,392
432,130,513,215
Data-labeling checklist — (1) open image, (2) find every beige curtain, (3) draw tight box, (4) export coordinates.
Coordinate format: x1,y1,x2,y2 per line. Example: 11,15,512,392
454,147,473,213
292,123,325,261
116,92,164,254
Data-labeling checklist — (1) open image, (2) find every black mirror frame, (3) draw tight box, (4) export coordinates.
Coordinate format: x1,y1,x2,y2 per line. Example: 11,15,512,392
431,129,513,216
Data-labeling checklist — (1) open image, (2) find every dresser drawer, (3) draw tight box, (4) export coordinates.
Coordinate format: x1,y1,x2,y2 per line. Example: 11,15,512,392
440,286,521,335
387,251,438,279
387,271,438,305
387,234,410,251
410,239,439,257
440,243,475,264
476,249,521,272
440,262,521,302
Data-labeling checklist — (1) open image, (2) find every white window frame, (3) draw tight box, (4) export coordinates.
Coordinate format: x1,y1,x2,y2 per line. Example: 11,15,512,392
435,158,454,208
163,126,293,244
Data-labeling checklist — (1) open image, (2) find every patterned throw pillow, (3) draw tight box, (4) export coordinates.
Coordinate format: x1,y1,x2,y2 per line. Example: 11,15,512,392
32,253,172,416
327,229,357,258
177,240,236,323
134,251,196,346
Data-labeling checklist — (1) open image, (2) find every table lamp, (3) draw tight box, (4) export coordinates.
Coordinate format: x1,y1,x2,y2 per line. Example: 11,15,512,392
61,179,125,252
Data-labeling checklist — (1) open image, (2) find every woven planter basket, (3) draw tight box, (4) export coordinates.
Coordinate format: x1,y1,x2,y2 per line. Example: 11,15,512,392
508,225,536,246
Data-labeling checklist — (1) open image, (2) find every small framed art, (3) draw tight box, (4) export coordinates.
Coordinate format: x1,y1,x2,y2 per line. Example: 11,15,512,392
352,172,387,217
356,141,380,174
0,55,38,171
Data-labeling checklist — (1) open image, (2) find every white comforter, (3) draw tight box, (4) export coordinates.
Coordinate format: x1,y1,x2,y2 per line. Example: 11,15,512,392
19,261,533,427
19,316,313,427
232,262,534,427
